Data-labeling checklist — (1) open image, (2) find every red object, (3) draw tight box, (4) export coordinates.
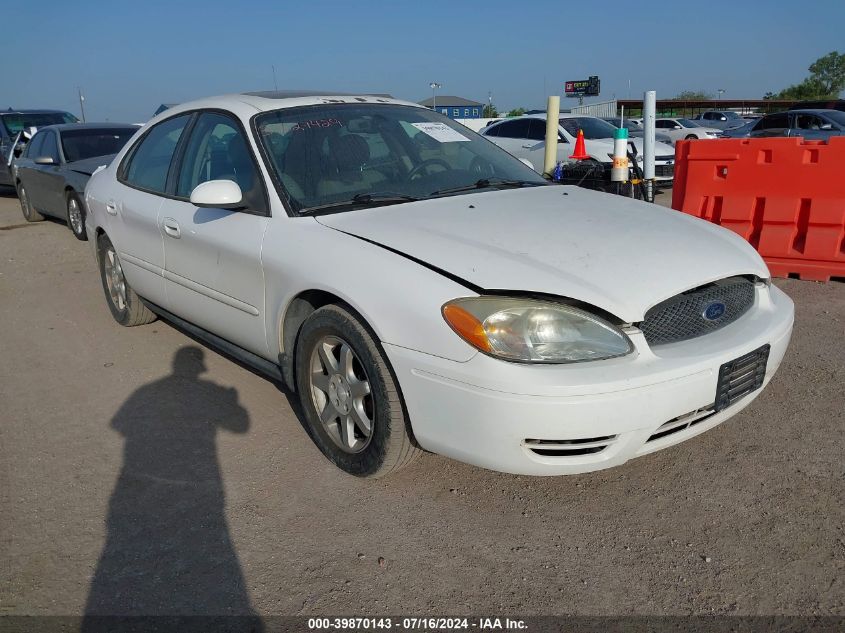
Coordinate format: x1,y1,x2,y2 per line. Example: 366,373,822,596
569,130,590,160
671,137,845,282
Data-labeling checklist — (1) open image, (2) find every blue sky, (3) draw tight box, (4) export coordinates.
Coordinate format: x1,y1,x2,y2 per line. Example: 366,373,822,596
6,0,844,122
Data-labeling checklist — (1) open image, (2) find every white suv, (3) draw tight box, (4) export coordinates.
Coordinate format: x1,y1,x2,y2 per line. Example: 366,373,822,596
84,91,793,477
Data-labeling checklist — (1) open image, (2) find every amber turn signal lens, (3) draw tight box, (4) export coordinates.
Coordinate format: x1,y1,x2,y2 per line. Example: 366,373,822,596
442,304,492,352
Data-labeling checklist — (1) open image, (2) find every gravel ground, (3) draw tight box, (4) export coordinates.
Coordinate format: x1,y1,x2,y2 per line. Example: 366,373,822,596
0,190,842,618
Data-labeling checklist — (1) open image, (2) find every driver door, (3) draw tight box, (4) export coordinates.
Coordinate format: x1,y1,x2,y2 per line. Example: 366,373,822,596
159,111,270,357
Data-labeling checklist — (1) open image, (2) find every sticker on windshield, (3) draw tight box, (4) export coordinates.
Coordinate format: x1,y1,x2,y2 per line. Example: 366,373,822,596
411,122,470,143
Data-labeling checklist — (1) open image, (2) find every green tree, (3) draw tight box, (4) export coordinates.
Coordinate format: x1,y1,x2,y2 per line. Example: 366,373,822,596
506,107,526,117
482,103,498,117
673,90,712,100
773,51,845,99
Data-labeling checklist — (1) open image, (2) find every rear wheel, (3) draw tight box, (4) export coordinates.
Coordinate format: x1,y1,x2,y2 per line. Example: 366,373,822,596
295,305,419,477
18,184,44,222
66,192,87,241
685,134,697,140
97,233,156,326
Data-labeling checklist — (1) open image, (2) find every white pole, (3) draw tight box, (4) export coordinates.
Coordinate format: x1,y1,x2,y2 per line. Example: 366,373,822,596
543,95,561,177
643,91,656,197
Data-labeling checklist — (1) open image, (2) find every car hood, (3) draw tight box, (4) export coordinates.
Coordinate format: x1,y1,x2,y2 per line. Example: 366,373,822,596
584,137,675,161
66,153,116,176
315,186,768,323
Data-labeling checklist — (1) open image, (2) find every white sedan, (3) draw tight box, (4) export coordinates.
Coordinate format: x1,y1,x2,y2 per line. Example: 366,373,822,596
84,91,794,477
656,118,723,143
481,114,678,183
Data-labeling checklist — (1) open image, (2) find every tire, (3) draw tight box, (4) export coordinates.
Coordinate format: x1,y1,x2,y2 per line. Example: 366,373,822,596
295,304,420,477
17,184,44,222
685,134,697,140
97,233,156,327
66,191,88,241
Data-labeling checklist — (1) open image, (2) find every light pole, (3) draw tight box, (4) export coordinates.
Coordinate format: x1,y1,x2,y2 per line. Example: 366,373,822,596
78,87,86,123
717,88,725,100
429,82,442,112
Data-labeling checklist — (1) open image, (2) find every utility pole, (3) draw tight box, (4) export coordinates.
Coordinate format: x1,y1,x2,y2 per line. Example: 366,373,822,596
429,82,442,111
272,65,279,92
78,87,86,123
717,88,725,100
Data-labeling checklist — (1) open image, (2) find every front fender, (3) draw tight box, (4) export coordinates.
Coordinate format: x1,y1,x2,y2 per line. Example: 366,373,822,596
262,217,479,364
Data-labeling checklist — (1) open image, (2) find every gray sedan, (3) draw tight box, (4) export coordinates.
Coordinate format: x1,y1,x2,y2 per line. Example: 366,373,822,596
13,123,138,240
747,109,845,140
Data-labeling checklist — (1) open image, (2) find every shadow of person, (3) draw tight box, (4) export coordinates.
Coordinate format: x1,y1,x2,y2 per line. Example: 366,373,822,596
83,346,262,629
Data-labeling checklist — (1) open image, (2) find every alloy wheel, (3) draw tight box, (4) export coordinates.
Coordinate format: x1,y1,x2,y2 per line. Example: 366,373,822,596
103,246,127,312
308,335,373,453
19,187,31,219
68,197,83,235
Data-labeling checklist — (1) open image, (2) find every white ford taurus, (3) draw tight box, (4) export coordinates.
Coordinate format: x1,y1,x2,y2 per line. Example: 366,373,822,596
84,91,794,477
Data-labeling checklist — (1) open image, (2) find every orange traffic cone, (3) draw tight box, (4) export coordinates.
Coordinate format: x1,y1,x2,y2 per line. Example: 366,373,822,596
569,129,590,160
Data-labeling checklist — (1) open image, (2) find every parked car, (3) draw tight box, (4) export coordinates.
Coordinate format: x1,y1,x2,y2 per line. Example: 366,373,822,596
719,119,757,138
654,118,722,143
745,109,845,140
481,114,678,183
692,111,746,130
1,109,79,187
601,117,674,145
84,91,793,478
13,123,138,239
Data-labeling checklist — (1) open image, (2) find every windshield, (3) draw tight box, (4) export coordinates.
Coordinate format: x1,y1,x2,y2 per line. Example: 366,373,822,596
1,112,78,135
61,127,136,162
678,118,700,127
254,104,546,213
558,117,619,140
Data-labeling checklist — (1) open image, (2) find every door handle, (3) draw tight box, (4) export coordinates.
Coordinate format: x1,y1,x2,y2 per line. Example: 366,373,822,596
105,200,118,216
162,217,181,239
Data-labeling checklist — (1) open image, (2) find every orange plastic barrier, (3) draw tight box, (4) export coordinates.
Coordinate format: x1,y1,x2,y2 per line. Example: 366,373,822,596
672,137,845,281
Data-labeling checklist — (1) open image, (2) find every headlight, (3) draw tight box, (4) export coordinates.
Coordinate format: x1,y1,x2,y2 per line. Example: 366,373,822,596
442,297,633,363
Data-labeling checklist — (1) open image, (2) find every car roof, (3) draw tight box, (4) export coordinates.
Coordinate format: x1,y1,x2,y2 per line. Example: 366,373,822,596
2,109,73,115
153,91,420,123
39,122,139,132
788,109,838,115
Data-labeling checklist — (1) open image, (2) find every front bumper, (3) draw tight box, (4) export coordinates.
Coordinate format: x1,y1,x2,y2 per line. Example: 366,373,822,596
385,284,794,475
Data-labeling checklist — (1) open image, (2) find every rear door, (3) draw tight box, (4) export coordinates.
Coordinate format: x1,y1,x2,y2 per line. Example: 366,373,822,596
158,110,270,357
110,113,193,306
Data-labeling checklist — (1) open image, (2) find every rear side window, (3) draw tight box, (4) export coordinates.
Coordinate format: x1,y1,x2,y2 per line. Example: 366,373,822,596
526,119,547,141
756,113,788,130
495,119,531,138
121,115,190,193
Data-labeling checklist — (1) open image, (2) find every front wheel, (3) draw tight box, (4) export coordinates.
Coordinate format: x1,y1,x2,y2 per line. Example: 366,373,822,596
685,134,697,140
97,234,156,326
66,192,87,241
295,305,419,477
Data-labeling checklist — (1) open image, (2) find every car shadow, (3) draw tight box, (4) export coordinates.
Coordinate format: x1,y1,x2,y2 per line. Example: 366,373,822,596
82,346,263,630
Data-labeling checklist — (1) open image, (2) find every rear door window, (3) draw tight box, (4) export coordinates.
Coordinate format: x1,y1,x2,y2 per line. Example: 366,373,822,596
24,131,46,158
494,119,531,139
121,114,191,194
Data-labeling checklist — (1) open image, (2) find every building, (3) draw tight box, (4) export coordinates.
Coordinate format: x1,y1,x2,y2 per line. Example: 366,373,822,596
419,96,484,119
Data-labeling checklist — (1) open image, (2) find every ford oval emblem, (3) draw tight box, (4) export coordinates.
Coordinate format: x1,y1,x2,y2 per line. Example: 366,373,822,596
703,301,726,321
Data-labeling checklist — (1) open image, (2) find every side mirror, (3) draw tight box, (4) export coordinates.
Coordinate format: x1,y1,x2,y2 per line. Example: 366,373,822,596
674,125,682,130
190,179,244,209
819,124,834,131
35,156,56,165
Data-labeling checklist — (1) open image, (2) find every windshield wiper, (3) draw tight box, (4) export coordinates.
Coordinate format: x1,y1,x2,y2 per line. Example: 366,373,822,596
299,192,421,215
429,178,544,197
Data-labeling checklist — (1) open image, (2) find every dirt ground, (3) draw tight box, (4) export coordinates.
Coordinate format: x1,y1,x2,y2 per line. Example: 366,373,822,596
1,190,843,618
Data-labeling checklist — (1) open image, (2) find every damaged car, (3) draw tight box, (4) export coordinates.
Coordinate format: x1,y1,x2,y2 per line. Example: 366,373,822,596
83,91,794,477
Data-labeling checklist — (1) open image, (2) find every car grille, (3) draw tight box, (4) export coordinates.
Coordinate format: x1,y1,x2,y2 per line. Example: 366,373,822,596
639,276,756,346
655,164,675,177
